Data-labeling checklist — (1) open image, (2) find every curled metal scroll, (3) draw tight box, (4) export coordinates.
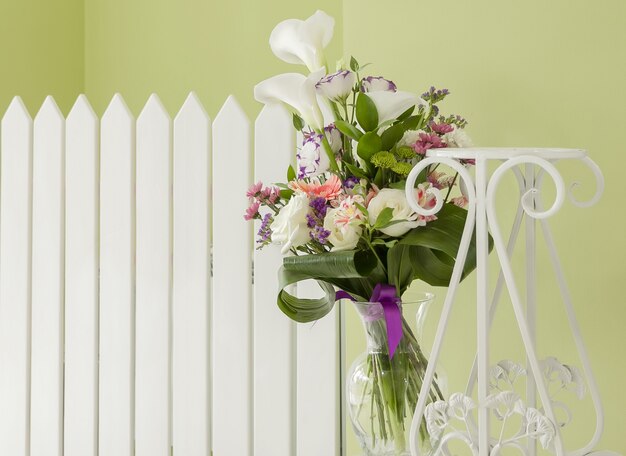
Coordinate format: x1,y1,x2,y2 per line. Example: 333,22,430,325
405,157,477,456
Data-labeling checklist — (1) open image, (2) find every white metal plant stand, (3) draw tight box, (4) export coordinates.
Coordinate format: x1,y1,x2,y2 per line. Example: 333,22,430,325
404,148,620,456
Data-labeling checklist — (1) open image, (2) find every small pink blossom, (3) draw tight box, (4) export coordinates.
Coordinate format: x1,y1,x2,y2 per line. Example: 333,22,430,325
451,196,469,208
429,122,454,135
246,181,263,199
261,186,280,204
289,174,343,201
365,184,380,207
427,171,455,190
413,132,446,155
244,201,261,221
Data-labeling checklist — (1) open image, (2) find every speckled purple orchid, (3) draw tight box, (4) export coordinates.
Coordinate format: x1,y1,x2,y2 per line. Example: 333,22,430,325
316,70,356,102
361,76,397,93
297,133,330,178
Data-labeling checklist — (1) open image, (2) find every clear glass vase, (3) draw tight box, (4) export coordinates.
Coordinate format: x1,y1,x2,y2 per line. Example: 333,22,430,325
346,293,445,456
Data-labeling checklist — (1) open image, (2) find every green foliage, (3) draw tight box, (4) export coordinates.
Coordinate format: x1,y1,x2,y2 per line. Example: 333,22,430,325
292,113,304,131
277,250,384,322
350,56,360,72
344,162,369,179
335,119,363,140
356,92,379,131
357,132,382,162
287,164,296,181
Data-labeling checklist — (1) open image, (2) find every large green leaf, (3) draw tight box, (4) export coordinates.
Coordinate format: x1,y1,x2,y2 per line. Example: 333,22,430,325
387,244,415,296
390,204,488,287
335,119,363,141
277,250,382,322
356,92,379,131
357,132,382,162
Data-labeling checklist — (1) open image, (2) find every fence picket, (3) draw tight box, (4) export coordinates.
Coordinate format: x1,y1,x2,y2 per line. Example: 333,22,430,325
99,94,135,456
172,92,211,456
212,96,253,456
65,95,99,456
0,92,350,456
31,97,65,456
135,94,172,456
253,104,296,456
297,281,342,456
0,97,32,456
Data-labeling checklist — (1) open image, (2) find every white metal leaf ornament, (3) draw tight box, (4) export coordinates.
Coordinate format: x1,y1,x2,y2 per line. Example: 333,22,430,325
490,359,526,390
485,391,524,421
524,407,556,449
424,401,450,440
564,364,586,399
448,393,476,420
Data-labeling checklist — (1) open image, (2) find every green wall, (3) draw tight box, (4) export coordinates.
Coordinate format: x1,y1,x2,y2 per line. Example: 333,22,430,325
343,0,626,453
1,0,624,453
0,0,84,114
84,0,343,117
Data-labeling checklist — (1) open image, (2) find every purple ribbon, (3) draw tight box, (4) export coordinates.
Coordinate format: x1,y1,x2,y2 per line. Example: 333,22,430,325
336,284,403,359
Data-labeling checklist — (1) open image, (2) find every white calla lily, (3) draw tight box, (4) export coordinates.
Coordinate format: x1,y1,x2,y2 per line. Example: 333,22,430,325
367,90,428,125
254,70,325,131
269,10,334,72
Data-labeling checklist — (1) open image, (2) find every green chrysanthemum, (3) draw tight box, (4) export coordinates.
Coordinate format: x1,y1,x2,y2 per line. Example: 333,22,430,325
371,151,397,169
395,146,416,160
391,161,413,177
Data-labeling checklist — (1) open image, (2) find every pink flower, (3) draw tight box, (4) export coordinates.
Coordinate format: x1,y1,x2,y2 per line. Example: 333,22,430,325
427,171,455,190
451,196,469,208
429,122,454,135
289,174,343,201
246,181,263,199
413,133,446,155
365,184,380,207
261,186,280,204
244,201,261,221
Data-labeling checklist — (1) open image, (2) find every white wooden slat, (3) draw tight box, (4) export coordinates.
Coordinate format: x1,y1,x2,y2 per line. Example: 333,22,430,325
0,97,33,456
253,105,296,456
212,96,252,456
172,92,211,456
297,280,342,456
99,94,135,456
30,96,65,456
65,95,99,456
135,94,172,456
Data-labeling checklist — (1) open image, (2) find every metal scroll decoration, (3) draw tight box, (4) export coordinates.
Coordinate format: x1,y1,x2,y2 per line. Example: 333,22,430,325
403,149,620,456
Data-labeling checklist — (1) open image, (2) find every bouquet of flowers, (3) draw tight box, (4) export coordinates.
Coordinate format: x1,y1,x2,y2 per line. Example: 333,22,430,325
248,10,480,455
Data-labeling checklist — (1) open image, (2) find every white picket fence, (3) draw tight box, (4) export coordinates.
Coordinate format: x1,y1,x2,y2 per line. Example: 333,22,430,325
0,93,343,456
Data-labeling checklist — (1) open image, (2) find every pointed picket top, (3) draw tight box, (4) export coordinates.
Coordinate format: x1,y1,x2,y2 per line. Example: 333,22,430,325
34,96,63,127
213,95,248,128
174,92,210,125
255,103,291,131
67,94,97,124
102,93,134,123
138,93,170,128
2,96,32,126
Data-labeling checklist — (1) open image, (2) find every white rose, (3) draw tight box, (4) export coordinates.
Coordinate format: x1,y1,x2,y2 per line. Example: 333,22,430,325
398,129,425,147
270,192,311,254
324,208,362,251
316,70,356,103
367,188,422,237
443,125,473,148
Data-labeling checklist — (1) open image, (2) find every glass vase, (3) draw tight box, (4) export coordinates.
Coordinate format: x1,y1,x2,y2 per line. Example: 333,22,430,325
346,293,445,456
